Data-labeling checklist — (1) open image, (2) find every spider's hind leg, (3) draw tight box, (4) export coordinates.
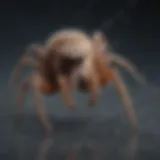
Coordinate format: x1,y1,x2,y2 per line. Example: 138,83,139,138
112,70,139,132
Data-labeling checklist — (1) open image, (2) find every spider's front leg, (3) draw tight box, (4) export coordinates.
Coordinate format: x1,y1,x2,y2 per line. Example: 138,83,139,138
53,57,75,111
57,75,75,111
87,70,100,106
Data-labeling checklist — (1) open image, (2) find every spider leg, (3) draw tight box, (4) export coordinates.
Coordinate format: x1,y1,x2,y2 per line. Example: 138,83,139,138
26,44,45,59
87,70,100,106
11,43,45,88
16,76,31,120
31,73,53,135
57,75,75,111
11,57,39,87
107,53,146,84
36,134,54,160
16,73,53,135
112,69,139,132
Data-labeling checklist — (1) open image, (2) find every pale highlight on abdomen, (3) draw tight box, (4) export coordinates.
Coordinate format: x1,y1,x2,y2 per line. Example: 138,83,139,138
45,28,94,59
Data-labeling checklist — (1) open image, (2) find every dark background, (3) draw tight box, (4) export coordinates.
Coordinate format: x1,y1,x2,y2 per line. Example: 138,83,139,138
0,0,160,159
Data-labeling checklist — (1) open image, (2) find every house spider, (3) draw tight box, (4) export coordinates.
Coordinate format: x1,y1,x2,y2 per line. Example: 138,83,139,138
11,28,145,135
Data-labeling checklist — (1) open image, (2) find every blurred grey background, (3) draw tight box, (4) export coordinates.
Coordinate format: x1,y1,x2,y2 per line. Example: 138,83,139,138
0,0,160,159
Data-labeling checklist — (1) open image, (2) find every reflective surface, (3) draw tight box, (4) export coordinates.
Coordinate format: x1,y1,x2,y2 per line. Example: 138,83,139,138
1,115,158,160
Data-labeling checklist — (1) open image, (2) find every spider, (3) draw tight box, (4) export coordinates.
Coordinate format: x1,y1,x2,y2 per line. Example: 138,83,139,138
11,28,146,135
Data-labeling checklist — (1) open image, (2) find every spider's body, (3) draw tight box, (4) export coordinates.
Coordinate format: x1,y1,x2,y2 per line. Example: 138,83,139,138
32,54,114,95
11,29,146,134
